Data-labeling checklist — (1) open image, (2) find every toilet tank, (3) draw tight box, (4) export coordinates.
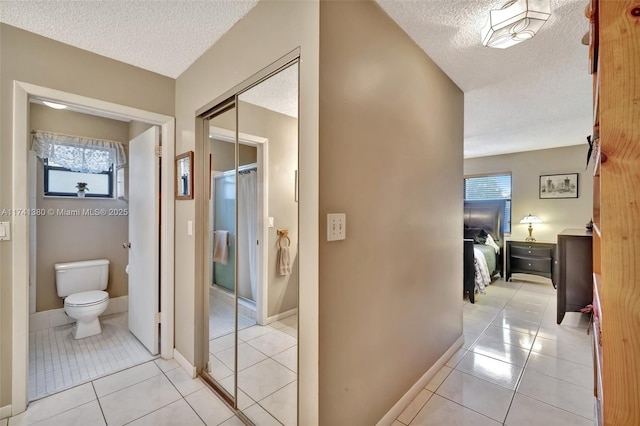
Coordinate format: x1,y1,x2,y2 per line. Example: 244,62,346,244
55,259,110,297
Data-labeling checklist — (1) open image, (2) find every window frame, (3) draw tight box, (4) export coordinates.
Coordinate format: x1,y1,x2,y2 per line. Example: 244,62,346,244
43,159,115,198
464,172,512,234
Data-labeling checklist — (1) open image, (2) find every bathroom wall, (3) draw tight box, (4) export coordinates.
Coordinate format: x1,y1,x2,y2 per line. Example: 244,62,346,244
210,101,299,317
31,104,130,312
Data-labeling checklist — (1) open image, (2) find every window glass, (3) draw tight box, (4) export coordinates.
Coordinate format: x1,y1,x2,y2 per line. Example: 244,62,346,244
464,174,512,233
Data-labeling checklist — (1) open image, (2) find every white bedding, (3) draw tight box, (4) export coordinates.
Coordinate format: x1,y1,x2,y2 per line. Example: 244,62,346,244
473,247,492,293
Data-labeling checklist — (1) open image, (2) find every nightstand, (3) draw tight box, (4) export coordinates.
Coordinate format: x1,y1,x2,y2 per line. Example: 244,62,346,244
505,240,556,285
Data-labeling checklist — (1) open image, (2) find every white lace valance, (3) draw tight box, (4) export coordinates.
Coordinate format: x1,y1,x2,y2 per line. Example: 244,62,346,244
31,130,127,173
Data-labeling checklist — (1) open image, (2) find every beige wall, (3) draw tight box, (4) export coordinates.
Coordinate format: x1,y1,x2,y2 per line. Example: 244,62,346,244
318,2,464,424
209,101,299,316
464,145,594,244
30,104,129,312
174,1,319,422
0,23,174,408
211,138,257,171
236,102,299,317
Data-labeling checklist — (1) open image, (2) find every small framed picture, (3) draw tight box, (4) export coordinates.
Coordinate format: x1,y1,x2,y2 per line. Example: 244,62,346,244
539,173,578,199
176,151,194,200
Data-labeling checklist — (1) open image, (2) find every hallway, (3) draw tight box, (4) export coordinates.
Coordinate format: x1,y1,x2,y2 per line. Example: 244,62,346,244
394,278,594,425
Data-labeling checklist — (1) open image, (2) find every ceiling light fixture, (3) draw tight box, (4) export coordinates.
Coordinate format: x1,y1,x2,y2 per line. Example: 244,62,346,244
42,100,68,110
481,0,551,49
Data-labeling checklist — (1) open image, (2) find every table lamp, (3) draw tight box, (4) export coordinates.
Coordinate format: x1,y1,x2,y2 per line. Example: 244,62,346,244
520,214,542,241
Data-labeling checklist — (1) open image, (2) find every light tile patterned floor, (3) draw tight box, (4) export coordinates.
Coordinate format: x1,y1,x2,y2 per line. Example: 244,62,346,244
395,278,595,426
209,290,257,340
29,313,155,401
209,315,298,425
9,358,241,426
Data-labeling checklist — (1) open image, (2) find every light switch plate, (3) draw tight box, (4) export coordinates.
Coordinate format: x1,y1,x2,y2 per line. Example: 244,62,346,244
268,217,274,228
187,220,193,236
0,221,10,241
327,213,346,241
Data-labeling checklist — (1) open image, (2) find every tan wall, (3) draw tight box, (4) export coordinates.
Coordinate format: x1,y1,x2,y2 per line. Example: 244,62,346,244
210,101,299,316
318,2,464,424
0,23,174,408
175,1,319,422
30,104,130,312
211,138,257,171
236,102,299,317
464,145,594,244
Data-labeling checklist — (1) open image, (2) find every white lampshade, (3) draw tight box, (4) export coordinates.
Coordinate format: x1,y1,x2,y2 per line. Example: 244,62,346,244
520,214,542,224
481,0,552,49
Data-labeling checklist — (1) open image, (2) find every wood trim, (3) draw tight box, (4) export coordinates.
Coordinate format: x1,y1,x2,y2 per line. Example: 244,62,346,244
596,1,640,424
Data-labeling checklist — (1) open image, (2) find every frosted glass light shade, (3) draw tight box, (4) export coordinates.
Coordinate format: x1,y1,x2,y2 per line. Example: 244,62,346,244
481,0,551,49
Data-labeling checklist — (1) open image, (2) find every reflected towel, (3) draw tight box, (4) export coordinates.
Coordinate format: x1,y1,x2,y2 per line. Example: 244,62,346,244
213,230,229,265
277,246,292,276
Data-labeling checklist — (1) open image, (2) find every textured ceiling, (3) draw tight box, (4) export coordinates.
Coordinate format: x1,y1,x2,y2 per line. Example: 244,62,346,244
377,0,592,158
0,0,592,158
0,0,258,79
240,64,299,118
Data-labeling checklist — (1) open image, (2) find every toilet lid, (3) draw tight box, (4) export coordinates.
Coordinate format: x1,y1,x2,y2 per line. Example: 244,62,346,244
65,290,108,307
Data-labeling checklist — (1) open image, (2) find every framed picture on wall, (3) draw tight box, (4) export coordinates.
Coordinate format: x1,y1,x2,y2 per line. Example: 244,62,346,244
539,173,578,199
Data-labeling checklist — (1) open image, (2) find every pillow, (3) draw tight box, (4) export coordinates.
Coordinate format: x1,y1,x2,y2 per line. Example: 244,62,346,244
485,234,500,253
464,228,488,244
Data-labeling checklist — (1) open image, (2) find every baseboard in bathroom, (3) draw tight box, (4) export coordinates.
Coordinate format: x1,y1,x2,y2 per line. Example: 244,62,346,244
29,295,129,332
0,404,11,419
102,295,128,316
375,335,464,426
173,348,197,379
267,307,298,324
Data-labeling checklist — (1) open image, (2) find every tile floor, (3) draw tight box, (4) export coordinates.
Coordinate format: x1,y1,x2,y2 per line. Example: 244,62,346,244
394,278,595,426
8,358,242,426
208,315,298,426
29,313,156,401
12,279,590,426
209,289,257,340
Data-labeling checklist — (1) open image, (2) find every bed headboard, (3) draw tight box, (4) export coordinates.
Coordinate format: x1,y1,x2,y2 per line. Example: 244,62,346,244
464,200,506,243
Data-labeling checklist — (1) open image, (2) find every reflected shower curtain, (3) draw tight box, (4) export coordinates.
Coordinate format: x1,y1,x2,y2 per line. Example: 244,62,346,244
238,170,258,301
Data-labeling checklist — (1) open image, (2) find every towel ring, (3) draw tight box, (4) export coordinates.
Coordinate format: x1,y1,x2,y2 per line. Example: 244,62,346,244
278,235,291,248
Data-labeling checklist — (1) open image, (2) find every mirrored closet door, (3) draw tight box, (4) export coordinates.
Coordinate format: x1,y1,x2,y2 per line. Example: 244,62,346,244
202,59,299,425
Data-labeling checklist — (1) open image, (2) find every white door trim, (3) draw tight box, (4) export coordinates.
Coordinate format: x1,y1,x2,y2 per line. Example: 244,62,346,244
11,81,175,415
209,126,269,325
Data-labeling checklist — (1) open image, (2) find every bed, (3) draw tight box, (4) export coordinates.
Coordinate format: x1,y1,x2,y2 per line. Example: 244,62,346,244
463,200,506,303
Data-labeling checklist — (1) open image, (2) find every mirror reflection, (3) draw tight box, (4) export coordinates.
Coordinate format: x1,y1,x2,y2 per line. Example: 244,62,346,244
175,151,193,199
204,61,299,424
206,106,238,402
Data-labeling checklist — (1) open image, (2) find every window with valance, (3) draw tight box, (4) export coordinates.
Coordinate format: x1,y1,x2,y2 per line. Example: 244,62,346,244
31,131,126,198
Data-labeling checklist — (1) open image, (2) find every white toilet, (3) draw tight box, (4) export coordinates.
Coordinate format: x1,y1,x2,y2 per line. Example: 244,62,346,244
55,259,110,339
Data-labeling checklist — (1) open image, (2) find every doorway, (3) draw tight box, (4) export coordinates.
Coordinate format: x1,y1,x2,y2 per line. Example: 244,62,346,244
11,81,175,416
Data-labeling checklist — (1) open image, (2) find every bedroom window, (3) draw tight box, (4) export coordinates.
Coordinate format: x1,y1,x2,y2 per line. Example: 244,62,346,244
464,174,512,233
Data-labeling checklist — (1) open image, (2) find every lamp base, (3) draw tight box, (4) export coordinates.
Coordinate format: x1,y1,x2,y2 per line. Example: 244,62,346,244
525,236,536,242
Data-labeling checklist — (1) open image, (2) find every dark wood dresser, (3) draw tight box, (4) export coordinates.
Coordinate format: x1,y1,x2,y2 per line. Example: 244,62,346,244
505,240,555,283
555,229,593,324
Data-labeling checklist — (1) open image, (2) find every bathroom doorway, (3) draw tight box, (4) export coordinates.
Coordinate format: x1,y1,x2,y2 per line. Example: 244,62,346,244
26,107,160,401
11,82,175,414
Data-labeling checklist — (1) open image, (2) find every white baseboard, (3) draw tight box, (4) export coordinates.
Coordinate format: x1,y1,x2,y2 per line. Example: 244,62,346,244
173,348,197,379
376,335,465,426
29,295,128,332
267,307,298,324
0,404,12,419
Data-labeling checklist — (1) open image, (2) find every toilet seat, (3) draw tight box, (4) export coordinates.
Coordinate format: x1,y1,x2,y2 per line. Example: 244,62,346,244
65,290,109,307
